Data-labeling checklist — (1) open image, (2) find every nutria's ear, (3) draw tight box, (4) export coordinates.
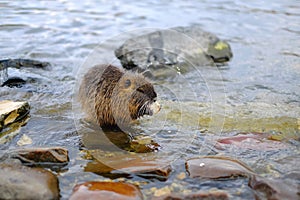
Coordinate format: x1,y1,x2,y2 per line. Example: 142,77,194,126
124,79,131,88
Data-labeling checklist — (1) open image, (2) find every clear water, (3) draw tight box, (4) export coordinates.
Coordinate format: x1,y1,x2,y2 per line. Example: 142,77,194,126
0,0,299,199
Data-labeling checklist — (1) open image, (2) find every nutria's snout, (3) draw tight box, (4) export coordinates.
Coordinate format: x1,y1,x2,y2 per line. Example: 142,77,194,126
150,100,161,115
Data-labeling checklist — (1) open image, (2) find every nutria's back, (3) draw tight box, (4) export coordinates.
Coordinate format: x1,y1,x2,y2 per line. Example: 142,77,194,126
79,64,160,127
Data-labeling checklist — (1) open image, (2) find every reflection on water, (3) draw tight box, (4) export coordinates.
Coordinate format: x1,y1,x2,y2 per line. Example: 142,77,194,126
0,0,299,199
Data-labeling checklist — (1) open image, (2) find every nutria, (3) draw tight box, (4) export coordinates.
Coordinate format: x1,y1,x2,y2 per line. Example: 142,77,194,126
79,64,161,127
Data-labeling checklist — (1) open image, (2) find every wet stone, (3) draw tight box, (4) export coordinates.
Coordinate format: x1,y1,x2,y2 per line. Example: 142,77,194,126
0,163,59,200
7,146,69,164
216,133,288,151
115,25,232,72
153,190,229,200
249,175,300,200
185,156,254,179
69,181,143,200
0,58,50,70
84,151,172,180
0,100,30,132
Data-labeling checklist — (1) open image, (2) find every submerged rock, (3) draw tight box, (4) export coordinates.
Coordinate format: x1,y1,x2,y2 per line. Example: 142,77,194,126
0,163,59,200
216,133,289,151
69,181,143,200
185,156,254,179
249,175,300,200
17,134,33,146
115,25,232,73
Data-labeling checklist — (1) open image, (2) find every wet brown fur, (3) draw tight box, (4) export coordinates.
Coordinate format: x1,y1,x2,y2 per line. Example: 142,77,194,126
79,64,157,127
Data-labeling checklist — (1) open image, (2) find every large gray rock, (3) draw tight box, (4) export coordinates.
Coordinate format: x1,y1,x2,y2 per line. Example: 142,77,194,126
115,25,232,73
0,163,59,200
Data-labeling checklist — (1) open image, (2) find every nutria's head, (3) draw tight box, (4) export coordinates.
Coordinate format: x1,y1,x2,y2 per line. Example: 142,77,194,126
110,71,161,126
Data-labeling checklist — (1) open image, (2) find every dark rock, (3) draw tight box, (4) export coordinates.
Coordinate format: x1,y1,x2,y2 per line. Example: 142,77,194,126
185,156,254,179
0,163,59,200
1,77,26,88
249,175,300,200
69,181,143,200
0,58,50,70
115,25,232,72
153,191,229,200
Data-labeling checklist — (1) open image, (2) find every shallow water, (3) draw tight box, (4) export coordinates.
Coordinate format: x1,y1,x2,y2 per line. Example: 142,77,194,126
0,0,299,199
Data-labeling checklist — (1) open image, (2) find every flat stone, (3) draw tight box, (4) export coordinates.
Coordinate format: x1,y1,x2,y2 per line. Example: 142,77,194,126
185,156,254,179
8,147,69,164
153,190,229,200
0,163,59,200
69,181,143,200
0,100,30,131
84,151,171,180
249,175,300,200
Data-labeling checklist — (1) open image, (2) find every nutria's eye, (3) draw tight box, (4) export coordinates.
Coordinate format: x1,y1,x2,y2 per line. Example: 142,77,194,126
124,79,131,88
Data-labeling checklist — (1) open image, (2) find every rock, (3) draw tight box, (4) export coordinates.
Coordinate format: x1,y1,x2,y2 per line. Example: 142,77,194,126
0,58,50,70
153,190,229,200
0,163,59,200
69,181,143,200
249,175,300,200
216,133,288,151
0,100,30,132
17,134,33,146
84,151,171,180
185,156,254,179
0,58,50,87
7,147,69,165
115,25,232,72
1,77,27,88
128,135,160,153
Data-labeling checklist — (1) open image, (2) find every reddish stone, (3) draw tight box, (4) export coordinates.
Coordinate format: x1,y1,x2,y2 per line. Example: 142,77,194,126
216,133,288,151
152,191,229,200
69,181,143,200
186,156,254,179
249,175,300,200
